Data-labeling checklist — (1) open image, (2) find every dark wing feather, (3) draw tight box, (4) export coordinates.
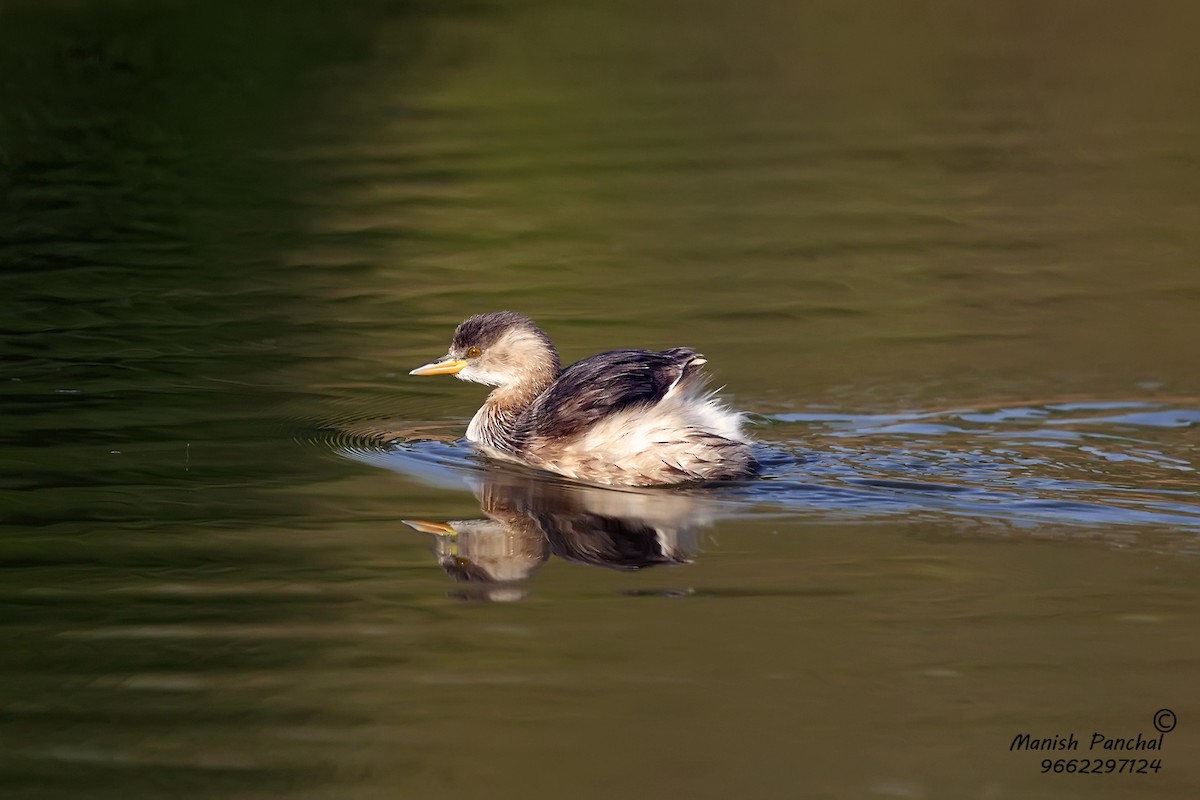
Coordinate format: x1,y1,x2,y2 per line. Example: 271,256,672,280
520,348,703,440
543,513,682,570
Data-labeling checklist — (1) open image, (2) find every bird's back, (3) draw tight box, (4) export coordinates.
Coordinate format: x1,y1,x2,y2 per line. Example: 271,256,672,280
511,347,756,485
518,348,703,440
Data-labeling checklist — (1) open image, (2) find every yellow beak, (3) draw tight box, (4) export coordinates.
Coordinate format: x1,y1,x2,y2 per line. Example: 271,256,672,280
409,357,468,376
403,519,458,536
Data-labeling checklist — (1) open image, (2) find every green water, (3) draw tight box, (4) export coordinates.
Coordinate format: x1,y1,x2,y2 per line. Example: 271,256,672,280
3,1,1199,798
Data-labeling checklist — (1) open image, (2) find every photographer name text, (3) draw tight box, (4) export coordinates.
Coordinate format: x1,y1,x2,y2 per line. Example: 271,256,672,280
1010,732,1163,752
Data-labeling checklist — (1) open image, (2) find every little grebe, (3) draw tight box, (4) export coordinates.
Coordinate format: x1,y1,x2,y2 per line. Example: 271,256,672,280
410,311,756,486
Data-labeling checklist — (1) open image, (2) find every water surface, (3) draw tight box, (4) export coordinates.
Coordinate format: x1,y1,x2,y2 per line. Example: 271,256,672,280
3,1,1199,798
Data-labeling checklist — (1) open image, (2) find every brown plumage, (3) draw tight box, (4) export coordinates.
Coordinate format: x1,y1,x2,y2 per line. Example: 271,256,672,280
410,312,757,486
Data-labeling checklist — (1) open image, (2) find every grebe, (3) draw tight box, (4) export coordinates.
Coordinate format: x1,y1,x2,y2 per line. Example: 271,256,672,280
409,311,757,486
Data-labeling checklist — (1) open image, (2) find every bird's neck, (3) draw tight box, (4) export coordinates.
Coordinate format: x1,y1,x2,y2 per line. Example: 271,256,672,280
468,369,556,451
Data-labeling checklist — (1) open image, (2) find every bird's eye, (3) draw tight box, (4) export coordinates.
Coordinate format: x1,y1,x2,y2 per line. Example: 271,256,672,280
466,346,481,359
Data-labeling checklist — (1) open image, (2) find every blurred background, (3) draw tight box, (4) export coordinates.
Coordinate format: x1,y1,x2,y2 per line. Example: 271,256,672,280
2,1,1198,798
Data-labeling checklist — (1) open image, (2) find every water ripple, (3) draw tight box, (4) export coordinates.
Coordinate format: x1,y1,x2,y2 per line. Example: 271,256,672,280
320,399,1200,536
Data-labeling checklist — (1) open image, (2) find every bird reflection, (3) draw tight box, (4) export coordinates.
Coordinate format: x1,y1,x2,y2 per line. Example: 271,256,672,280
404,470,714,601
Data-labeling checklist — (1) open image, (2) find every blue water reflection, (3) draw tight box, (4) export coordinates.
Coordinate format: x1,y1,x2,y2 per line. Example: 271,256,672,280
337,398,1200,595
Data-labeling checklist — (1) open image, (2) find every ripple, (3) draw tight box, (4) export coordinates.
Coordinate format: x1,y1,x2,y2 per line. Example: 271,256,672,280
1045,409,1200,428
753,400,1200,532
314,398,1200,536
